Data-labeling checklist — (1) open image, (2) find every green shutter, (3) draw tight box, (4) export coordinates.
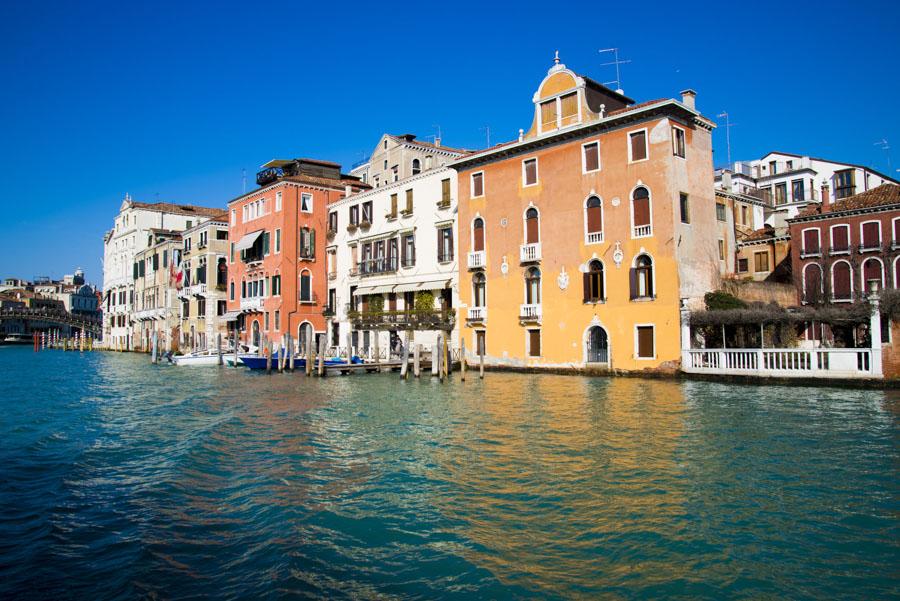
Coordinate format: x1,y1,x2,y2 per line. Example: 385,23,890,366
309,229,316,258
133,262,138,279
264,232,270,255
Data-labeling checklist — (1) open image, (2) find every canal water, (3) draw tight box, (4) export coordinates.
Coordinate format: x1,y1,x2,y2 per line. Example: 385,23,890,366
0,346,897,600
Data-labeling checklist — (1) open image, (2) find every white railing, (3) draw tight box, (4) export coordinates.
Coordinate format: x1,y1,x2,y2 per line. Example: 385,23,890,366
467,306,487,321
519,303,542,321
191,283,207,296
240,297,264,311
467,250,486,269
520,242,541,262
633,224,652,238
683,348,874,379
586,231,604,244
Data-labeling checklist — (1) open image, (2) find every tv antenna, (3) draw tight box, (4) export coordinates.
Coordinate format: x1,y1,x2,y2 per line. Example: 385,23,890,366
717,111,738,168
598,48,631,93
242,168,246,193
479,125,491,147
874,139,892,171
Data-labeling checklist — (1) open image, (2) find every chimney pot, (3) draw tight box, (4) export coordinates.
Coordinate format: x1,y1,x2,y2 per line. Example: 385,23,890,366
820,183,830,213
680,89,697,110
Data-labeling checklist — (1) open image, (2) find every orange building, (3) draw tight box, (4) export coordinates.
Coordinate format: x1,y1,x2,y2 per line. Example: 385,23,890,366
226,159,368,350
454,57,719,371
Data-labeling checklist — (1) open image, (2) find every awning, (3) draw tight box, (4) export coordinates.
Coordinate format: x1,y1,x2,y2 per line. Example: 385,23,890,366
260,159,293,169
234,230,263,252
392,282,421,293
390,280,451,293
222,310,241,322
357,284,394,295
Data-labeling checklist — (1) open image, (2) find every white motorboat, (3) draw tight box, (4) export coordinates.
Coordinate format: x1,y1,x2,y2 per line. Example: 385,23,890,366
172,351,227,366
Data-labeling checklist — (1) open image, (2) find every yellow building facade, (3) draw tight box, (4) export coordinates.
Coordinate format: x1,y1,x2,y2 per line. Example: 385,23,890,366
455,59,719,371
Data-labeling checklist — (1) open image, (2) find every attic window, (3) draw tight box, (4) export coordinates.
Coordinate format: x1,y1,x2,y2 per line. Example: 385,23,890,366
539,91,580,132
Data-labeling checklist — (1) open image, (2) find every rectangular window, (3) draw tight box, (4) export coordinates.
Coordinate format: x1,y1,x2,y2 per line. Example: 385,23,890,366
349,205,359,226
718,239,725,260
672,126,686,158
275,229,281,253
528,329,541,357
274,310,280,330
441,178,451,203
583,141,600,172
231,209,236,225
679,193,690,224
741,206,748,225
523,158,538,186
182,300,190,317
437,226,454,262
636,326,654,359
471,172,484,197
754,251,770,272
716,202,727,221
300,193,313,213
218,300,226,316
831,225,850,252
405,189,413,213
390,194,398,218
802,229,821,255
264,312,269,330
629,130,647,162
272,275,281,296
792,179,805,202
861,221,881,249
737,258,749,273
198,299,206,317
769,160,777,174
540,100,557,128
263,231,270,256
775,183,787,205
402,233,415,267
835,169,856,199
328,211,338,232
559,92,578,126
362,201,372,223
275,191,282,211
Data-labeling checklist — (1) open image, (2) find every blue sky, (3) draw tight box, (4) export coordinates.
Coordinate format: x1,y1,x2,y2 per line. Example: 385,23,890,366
1,0,898,284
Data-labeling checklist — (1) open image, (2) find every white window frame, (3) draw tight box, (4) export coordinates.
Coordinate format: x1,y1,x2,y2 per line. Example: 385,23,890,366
894,256,900,289
582,140,601,174
275,228,281,254
630,185,653,239
859,219,882,250
631,252,657,300
522,157,539,187
536,90,583,134
671,125,686,159
627,128,649,164
860,257,885,291
471,171,485,198
275,191,282,212
471,214,486,251
801,263,824,303
525,328,542,358
892,217,900,249
299,269,313,303
301,193,313,214
230,208,236,226
583,195,604,245
522,204,541,245
829,224,851,255
634,323,656,360
830,260,854,302
800,227,821,257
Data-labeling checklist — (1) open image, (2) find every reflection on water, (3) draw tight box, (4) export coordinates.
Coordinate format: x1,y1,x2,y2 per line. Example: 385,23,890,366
0,347,898,600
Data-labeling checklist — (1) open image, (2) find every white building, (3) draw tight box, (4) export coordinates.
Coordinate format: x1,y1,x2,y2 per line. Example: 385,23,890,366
715,152,898,226
327,134,466,356
102,196,224,349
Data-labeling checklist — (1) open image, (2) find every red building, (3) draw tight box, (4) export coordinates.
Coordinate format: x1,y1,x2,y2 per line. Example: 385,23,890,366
226,159,368,350
789,184,899,304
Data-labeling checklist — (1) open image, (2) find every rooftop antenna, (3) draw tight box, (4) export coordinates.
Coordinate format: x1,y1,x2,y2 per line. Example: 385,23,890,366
874,139,893,171
242,168,246,193
598,48,631,94
479,125,491,147
717,111,737,168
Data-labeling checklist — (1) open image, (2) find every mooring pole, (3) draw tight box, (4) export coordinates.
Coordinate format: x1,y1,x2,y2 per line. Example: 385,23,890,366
305,335,313,376
400,331,410,379
479,346,485,379
460,338,466,381
414,343,421,378
266,341,273,374
373,331,380,372
318,336,326,377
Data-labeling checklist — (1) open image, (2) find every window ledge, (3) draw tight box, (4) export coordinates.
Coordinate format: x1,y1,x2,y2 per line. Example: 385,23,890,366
584,299,607,305
630,296,656,302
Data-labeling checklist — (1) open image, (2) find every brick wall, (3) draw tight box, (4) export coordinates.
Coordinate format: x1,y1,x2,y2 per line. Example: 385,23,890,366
882,320,900,379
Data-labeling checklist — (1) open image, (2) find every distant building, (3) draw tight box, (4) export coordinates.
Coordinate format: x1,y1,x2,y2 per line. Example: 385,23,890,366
132,230,182,352
102,196,224,350
349,134,466,189
178,214,230,351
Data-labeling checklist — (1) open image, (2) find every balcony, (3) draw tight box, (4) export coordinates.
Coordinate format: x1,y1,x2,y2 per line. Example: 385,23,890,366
358,257,398,277
437,251,454,264
633,224,652,238
519,303,542,322
436,198,451,210
240,297,264,312
586,231,604,245
467,250,486,269
326,227,338,239
322,306,335,318
191,283,208,297
348,309,456,331
520,242,541,263
467,306,487,322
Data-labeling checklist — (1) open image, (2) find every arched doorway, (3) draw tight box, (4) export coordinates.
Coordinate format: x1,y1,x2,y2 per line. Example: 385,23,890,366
251,320,260,349
298,322,314,355
586,326,609,364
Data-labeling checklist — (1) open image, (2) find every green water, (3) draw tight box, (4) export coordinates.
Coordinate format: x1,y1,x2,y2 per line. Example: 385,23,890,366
1,346,898,599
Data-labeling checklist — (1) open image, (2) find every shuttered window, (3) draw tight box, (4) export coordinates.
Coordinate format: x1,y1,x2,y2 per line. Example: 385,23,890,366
405,189,413,213
441,178,451,203
586,197,602,234
894,219,900,245
832,262,852,299
803,265,822,302
540,100,557,127
863,259,883,290
636,326,654,358
473,218,485,252
528,329,541,357
583,142,600,172
472,172,484,197
754,252,769,272
831,225,849,252
861,222,880,248
525,208,540,243
523,159,537,186
629,130,647,161
632,187,651,228
802,229,820,254
390,194,398,218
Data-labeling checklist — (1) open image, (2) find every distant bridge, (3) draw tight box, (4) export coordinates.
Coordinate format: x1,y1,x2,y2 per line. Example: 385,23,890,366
0,308,102,335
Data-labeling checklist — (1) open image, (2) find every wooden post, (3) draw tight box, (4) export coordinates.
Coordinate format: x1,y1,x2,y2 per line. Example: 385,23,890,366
373,331,380,371
151,331,158,364
434,338,441,381
460,338,466,381
278,336,284,372
216,333,223,365
400,331,410,379
266,340,273,374
318,336,326,377
414,343,421,378
346,332,353,362
287,334,295,371
443,334,449,380
305,334,313,376
233,331,239,368
79,328,85,352
479,346,485,379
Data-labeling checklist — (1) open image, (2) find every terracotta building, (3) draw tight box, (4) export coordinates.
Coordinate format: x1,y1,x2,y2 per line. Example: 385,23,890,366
453,56,719,371
225,158,368,350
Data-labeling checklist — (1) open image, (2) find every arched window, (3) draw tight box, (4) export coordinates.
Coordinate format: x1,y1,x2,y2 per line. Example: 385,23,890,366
230,280,235,301
802,263,823,304
299,269,312,302
895,257,900,289
631,186,651,237
831,261,852,301
411,158,421,175
217,257,227,287
251,320,261,348
472,272,486,307
585,196,603,243
473,217,485,252
298,322,313,354
630,254,654,299
525,267,541,304
862,258,884,291
525,207,540,244
583,260,605,302
241,279,247,298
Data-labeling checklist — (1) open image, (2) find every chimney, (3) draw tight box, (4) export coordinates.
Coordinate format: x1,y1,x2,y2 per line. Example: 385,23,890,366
722,171,733,191
680,89,697,111
434,137,441,148
820,183,830,213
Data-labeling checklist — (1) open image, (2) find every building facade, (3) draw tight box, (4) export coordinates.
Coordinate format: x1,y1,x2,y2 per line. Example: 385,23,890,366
453,58,718,371
330,146,463,357
178,214,230,351
132,231,183,352
226,158,368,351
102,196,223,349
